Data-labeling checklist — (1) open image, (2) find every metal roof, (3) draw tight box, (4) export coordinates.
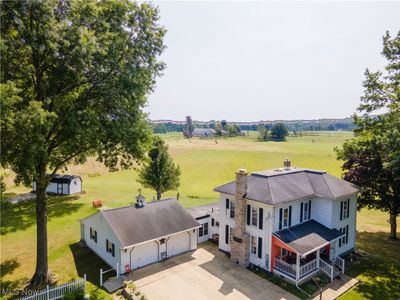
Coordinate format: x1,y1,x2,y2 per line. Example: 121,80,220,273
185,202,220,219
49,174,82,184
101,198,200,248
273,220,343,255
214,168,359,205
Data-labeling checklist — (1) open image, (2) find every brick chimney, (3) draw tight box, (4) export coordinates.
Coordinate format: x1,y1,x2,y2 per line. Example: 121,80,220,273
230,169,250,267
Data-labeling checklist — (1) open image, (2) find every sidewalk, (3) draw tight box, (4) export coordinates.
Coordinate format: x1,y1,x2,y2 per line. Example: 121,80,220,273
311,275,358,300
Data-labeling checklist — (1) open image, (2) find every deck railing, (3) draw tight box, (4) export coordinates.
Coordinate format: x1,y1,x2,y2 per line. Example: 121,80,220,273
299,258,318,278
319,258,335,281
274,258,296,278
334,256,345,274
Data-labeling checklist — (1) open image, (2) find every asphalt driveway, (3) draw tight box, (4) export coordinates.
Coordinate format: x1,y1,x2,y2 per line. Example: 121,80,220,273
128,242,299,300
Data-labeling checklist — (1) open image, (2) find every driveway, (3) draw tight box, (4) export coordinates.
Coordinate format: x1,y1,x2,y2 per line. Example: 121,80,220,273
128,242,299,300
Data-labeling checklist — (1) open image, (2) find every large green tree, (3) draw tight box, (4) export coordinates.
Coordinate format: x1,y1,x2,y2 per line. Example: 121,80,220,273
138,137,180,200
0,0,165,286
336,31,400,240
270,123,289,141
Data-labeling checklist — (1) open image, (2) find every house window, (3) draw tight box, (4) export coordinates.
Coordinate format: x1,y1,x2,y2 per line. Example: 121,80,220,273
106,239,115,257
303,202,309,221
251,207,258,227
339,225,349,247
340,199,350,220
90,227,97,243
281,248,288,257
211,218,215,226
283,208,289,228
199,226,203,237
215,221,220,227
251,236,257,255
230,201,235,219
199,223,209,237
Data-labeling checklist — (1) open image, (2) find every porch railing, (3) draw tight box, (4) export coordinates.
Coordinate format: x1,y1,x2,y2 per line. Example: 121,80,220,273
274,258,296,278
299,258,318,278
319,258,333,280
334,256,345,274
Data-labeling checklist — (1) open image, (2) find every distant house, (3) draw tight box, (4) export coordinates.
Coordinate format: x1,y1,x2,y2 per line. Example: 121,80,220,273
80,197,200,275
33,174,82,195
214,159,360,284
192,128,215,138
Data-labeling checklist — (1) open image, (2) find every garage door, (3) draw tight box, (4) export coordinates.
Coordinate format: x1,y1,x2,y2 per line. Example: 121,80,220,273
167,232,190,257
131,242,158,269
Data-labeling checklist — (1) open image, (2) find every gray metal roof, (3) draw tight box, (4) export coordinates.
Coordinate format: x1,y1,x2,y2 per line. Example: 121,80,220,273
49,174,82,184
273,220,343,255
185,202,220,219
101,198,200,248
214,168,359,205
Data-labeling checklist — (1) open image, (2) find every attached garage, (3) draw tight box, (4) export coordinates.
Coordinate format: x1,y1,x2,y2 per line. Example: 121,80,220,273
80,196,200,275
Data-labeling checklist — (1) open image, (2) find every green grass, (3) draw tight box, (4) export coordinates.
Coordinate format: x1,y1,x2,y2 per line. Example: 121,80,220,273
1,131,399,299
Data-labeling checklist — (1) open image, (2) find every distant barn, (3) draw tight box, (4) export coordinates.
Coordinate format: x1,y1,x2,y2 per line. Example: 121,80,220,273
33,174,82,195
192,128,215,138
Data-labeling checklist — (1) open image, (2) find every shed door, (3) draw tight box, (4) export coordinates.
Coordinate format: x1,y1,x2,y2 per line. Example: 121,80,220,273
167,232,190,257
57,183,63,195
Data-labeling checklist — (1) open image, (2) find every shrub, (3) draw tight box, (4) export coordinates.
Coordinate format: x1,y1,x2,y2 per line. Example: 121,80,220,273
62,288,84,300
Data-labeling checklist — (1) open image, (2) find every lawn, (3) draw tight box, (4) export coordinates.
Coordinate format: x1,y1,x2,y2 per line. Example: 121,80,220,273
1,131,399,299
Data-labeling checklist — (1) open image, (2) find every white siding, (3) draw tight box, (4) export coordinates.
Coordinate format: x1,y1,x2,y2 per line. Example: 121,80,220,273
81,212,121,270
47,182,59,194
218,193,235,253
311,197,333,228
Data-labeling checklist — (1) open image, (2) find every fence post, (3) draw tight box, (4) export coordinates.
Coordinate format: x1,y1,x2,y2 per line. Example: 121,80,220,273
116,263,119,278
84,274,87,291
100,269,103,286
46,285,50,300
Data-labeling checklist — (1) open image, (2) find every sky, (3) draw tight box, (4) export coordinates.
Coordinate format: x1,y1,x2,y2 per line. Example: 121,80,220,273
145,1,400,122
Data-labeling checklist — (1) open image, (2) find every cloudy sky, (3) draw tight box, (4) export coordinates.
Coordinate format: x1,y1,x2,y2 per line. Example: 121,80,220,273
146,1,400,122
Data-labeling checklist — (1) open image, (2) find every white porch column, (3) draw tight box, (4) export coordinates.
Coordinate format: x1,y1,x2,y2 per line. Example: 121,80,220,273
296,254,300,282
316,249,320,269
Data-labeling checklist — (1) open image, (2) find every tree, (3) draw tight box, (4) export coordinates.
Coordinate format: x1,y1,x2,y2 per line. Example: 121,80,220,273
138,137,180,200
153,124,167,134
0,0,165,286
257,124,270,141
336,31,400,240
0,175,6,195
270,123,289,140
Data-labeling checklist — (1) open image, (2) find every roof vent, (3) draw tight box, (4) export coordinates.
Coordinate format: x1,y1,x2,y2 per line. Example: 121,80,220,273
283,158,291,170
135,189,146,208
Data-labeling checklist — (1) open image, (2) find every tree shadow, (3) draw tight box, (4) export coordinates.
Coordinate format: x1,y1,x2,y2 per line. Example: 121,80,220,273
69,242,111,288
1,258,20,279
1,195,83,235
344,231,400,299
0,258,30,298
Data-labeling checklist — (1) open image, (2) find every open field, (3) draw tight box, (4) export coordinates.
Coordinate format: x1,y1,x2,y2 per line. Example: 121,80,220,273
1,131,399,299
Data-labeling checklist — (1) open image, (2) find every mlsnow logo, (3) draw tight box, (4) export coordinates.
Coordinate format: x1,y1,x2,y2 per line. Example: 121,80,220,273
1,289,38,297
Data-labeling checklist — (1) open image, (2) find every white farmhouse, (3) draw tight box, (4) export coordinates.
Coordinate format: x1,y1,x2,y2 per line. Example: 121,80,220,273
213,160,359,284
33,174,82,195
80,197,200,275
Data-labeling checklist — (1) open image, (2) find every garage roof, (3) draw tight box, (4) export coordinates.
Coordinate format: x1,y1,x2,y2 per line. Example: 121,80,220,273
186,202,219,219
102,198,200,248
214,168,359,205
273,220,344,255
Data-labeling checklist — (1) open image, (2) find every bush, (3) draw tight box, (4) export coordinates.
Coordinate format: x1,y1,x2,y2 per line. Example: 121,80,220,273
62,288,84,300
89,289,102,300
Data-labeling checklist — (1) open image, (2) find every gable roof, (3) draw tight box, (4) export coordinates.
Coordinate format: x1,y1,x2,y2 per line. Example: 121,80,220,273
273,220,343,255
101,198,200,248
49,174,82,184
214,168,359,205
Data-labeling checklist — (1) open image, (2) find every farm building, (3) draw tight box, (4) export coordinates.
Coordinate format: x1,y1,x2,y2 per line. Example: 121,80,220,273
192,128,215,138
33,174,82,195
80,197,200,275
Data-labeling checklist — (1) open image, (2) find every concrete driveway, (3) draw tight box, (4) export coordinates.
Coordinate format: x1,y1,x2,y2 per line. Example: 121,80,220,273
128,243,299,300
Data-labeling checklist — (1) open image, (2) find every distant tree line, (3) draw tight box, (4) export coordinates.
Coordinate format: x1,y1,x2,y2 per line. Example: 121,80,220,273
150,118,355,134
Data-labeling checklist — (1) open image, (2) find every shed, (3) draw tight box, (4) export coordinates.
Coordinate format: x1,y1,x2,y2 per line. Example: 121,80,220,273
33,174,82,195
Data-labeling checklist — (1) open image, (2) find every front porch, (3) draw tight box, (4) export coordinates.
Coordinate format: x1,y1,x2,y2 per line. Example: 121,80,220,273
272,220,345,284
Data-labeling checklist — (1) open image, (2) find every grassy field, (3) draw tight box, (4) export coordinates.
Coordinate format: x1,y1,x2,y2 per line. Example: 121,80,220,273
1,131,399,299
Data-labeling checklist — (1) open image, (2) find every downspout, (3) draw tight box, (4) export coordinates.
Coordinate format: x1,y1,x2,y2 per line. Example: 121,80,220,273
129,246,135,270
165,237,171,258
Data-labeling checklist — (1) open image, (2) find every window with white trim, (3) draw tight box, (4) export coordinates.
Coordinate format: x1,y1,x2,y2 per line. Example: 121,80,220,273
199,222,209,237
90,227,97,243
303,202,309,221
106,239,115,257
283,208,289,228
251,207,258,226
250,236,257,255
230,201,235,219
339,225,349,247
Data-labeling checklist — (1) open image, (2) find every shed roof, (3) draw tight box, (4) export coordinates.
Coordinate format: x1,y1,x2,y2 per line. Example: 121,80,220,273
49,174,82,184
273,220,343,256
214,168,359,205
101,198,200,248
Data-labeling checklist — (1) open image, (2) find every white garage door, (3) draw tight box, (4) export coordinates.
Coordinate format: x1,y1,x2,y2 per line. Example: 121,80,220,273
167,232,190,257
131,242,158,269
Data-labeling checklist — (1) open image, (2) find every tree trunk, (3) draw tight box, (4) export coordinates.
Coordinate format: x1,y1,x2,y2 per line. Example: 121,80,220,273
389,212,398,240
30,165,49,287
156,189,161,200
